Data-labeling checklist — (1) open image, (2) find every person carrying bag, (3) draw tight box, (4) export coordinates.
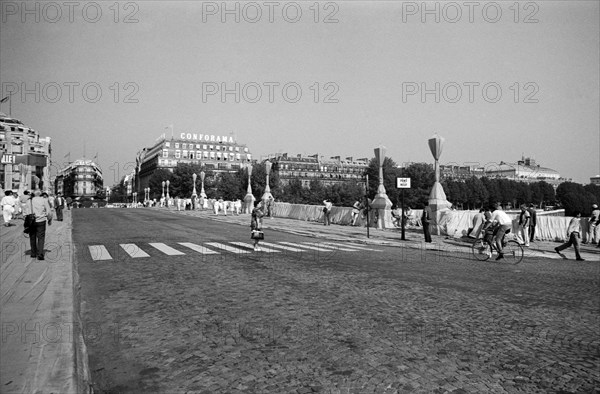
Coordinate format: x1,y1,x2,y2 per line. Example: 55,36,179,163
250,201,265,251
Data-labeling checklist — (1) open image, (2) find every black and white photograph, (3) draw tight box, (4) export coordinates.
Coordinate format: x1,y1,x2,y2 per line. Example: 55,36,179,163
1,1,599,393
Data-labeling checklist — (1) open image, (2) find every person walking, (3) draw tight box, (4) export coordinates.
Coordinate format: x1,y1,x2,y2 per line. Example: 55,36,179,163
29,189,53,260
351,200,362,226
250,201,265,251
555,212,585,261
54,192,65,221
528,203,537,242
516,204,531,247
1,190,17,226
421,202,432,243
323,199,333,226
585,203,599,244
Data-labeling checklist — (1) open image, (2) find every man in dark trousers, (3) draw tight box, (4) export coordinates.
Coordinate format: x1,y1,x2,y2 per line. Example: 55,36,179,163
528,203,537,242
422,202,432,243
54,192,65,221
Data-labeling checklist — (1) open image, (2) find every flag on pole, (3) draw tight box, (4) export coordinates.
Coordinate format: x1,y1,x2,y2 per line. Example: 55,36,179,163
0,96,8,103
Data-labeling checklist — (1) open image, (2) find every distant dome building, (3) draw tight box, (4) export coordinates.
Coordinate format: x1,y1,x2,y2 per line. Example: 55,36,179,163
484,157,563,184
55,159,103,198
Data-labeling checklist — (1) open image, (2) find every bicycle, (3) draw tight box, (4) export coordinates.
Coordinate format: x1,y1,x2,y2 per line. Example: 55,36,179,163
471,230,524,264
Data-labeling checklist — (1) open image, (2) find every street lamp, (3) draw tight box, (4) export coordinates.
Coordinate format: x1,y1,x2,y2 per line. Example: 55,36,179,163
200,171,206,198
261,160,273,204
161,181,165,199
371,146,393,229
244,165,255,214
166,180,170,207
192,173,197,209
427,133,452,235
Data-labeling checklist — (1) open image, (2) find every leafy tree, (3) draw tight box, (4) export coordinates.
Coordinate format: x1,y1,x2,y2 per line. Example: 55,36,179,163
557,182,596,216
148,168,174,201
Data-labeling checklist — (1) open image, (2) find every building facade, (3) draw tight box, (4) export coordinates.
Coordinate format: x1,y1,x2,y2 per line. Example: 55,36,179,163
0,112,51,192
269,153,369,187
590,175,600,186
136,132,253,192
440,157,569,187
54,159,104,198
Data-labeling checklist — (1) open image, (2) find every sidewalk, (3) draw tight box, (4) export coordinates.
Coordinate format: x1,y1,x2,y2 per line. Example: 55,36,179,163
171,208,600,262
0,210,90,393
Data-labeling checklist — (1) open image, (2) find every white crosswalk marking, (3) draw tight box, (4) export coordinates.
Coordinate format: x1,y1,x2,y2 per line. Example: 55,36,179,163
88,241,380,261
260,242,305,252
120,243,150,258
279,242,338,252
230,242,281,253
303,242,358,252
322,242,382,252
178,242,220,255
205,242,251,254
89,245,112,261
148,243,185,255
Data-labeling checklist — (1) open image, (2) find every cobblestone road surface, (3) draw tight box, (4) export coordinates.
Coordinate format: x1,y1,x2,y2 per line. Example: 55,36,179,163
75,209,600,393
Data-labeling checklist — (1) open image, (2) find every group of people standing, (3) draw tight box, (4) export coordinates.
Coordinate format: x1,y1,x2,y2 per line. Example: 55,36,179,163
1,190,66,260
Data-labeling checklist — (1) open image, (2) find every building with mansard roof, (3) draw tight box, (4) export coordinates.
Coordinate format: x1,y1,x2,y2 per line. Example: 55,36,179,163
0,112,51,192
268,153,369,187
136,132,253,193
54,159,103,198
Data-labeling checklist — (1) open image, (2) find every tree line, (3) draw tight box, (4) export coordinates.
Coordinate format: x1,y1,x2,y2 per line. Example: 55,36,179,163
108,159,600,216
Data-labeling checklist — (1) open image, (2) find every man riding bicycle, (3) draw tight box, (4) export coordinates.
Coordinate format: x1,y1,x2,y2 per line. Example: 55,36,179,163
488,204,513,261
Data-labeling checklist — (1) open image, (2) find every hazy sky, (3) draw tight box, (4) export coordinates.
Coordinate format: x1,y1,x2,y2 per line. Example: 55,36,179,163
1,1,598,185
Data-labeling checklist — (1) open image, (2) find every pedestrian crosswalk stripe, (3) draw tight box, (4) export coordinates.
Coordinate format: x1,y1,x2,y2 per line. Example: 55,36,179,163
148,243,185,255
120,243,151,258
230,242,281,253
178,242,220,255
260,242,305,252
322,242,382,252
279,242,337,252
89,245,112,261
303,242,357,252
205,242,251,254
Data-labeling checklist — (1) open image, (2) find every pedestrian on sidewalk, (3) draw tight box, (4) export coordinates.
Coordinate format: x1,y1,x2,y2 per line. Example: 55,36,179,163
1,190,17,226
19,191,30,219
585,203,599,244
323,199,333,226
29,189,53,260
468,208,485,238
555,211,585,261
516,204,531,247
528,203,537,242
421,202,432,243
251,201,265,251
54,192,65,221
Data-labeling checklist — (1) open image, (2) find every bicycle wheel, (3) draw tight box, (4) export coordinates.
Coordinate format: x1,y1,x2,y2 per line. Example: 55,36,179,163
472,239,491,261
502,240,524,264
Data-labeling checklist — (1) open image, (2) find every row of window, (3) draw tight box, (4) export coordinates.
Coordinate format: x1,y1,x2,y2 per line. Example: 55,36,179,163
282,172,364,179
165,141,249,153
158,159,241,171
163,150,252,161
279,166,366,173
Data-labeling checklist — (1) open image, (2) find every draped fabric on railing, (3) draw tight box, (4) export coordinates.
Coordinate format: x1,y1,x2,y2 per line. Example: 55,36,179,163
271,203,584,242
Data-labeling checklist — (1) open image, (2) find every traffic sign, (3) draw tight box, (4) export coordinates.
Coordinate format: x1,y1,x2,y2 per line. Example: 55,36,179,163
396,177,411,189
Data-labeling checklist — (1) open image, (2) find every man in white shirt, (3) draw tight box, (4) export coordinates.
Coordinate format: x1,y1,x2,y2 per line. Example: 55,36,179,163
555,212,584,261
29,189,52,260
490,204,513,261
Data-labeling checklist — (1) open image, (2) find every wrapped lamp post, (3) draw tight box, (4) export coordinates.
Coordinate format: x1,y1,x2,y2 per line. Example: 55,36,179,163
200,170,207,209
244,165,255,214
161,181,165,206
428,133,452,235
371,146,393,229
166,180,170,207
261,160,273,207
192,173,197,209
